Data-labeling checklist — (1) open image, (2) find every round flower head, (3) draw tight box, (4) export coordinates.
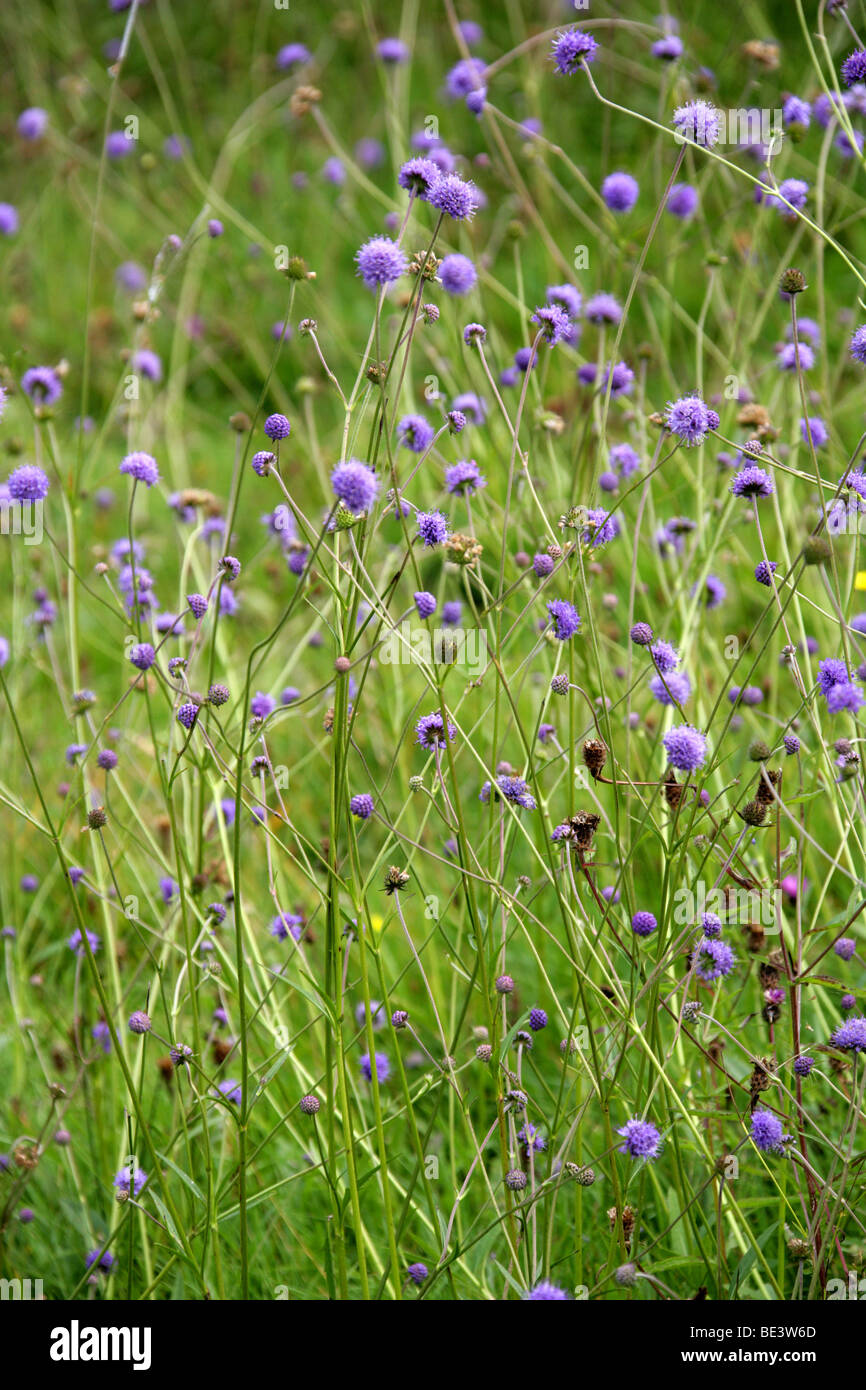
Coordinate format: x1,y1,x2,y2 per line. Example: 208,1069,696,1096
177,702,200,730
582,508,620,546
17,107,48,140
439,253,477,295
415,711,456,749
0,203,19,236
414,591,436,619
105,130,136,158
551,28,598,75
378,37,408,63
842,49,866,87
750,1109,790,1154
263,413,291,440
695,938,736,981
407,1261,428,1285
754,560,777,586
445,57,486,98
427,173,481,221
119,451,160,488
270,912,303,942
355,236,408,289
632,910,658,937
128,642,155,671
331,460,379,513
128,1010,151,1035
673,100,720,147
114,1167,148,1195
666,182,698,219
850,326,866,365
835,937,857,962
21,365,63,404
276,42,310,68
701,911,723,938
602,172,639,212
360,1051,390,1083
663,724,707,772
769,178,809,215
547,599,581,641
530,304,570,345
826,681,864,714
7,465,50,502
350,793,374,820
830,1016,866,1051
665,394,713,446
783,95,811,130
777,341,814,372
649,639,679,674
731,464,773,499
630,621,653,646
692,574,726,609
793,1055,814,1077
547,283,582,319
397,414,435,453
398,156,440,198
783,732,800,755
617,1117,662,1159
480,774,536,811
584,292,622,325
649,669,691,706
252,450,275,477
416,510,448,546
528,1007,547,1031
533,553,554,577
445,458,485,495
527,1280,568,1300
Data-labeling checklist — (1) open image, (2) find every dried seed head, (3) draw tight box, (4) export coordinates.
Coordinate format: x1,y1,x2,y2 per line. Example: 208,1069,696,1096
582,738,608,780
740,798,768,826
779,267,807,296
384,865,410,895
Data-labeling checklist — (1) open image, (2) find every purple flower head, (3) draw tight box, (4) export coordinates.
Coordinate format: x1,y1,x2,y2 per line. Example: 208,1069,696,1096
439,253,477,295
673,100,720,147
750,1109,791,1154
695,938,736,981
551,28,598,75
584,292,622,325
17,107,48,140
650,639,679,674
378,37,409,63
777,342,815,372
582,508,620,546
21,366,63,404
414,591,436,619
263,413,291,441
850,325,866,365
114,1167,147,1195
841,49,866,87
665,394,712,446
632,911,658,938
663,724,707,772
527,1281,568,1300
355,236,408,289
547,283,582,319
397,414,435,453
407,1261,428,1285
445,57,486,98
360,1051,390,1083
415,712,456,749
480,775,536,811
428,173,481,221
831,1016,866,1050
547,599,581,641
68,928,100,955
350,793,374,820
755,560,778,586
416,510,448,546
835,938,857,962
602,172,639,212
331,459,379,513
783,95,811,130
793,1055,815,1077
692,574,726,609
533,553,555,578
445,458,485,495
826,681,864,714
617,1117,662,1159
398,156,440,199
119,451,160,488
105,130,136,158
731,465,774,499
666,182,698,219
630,622,653,646
0,203,19,236
7,465,50,502
649,669,691,706
653,34,683,61
250,691,275,720
270,913,303,942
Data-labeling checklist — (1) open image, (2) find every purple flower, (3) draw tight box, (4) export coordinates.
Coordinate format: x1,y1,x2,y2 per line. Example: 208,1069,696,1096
355,236,408,289
407,1261,428,1285
415,712,456,749
416,510,448,546
531,304,571,345
649,669,691,706
250,691,275,720
7,465,50,502
826,681,864,714
105,130,136,158
632,911,658,937
582,508,620,546
665,394,712,446
777,342,814,372
377,37,409,63
584,292,621,325
119,451,160,488
428,173,481,221
526,1281,568,1300
331,460,379,513
445,57,486,98
263,413,291,440
444,459,485,495
850,326,866,364
663,724,707,772
652,35,683,61
830,1016,866,1050
841,49,866,87
350,793,374,820
414,591,436,619
630,622,653,646
783,96,811,130
360,1051,390,1082
114,1167,147,1195
731,465,773,499
602,172,639,212
216,1080,242,1105
398,156,441,199
68,928,100,955
666,182,698,219
128,642,155,671
270,913,303,942
397,414,435,453
673,100,720,148
439,253,477,295
617,1117,662,1159
547,599,581,641
21,366,62,404
275,41,311,68
750,1109,791,1153
650,639,679,674
480,775,536,811
695,938,736,981
551,28,598,75
754,560,777,586
835,938,857,962
793,1056,814,1077
0,203,19,236
692,574,726,609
